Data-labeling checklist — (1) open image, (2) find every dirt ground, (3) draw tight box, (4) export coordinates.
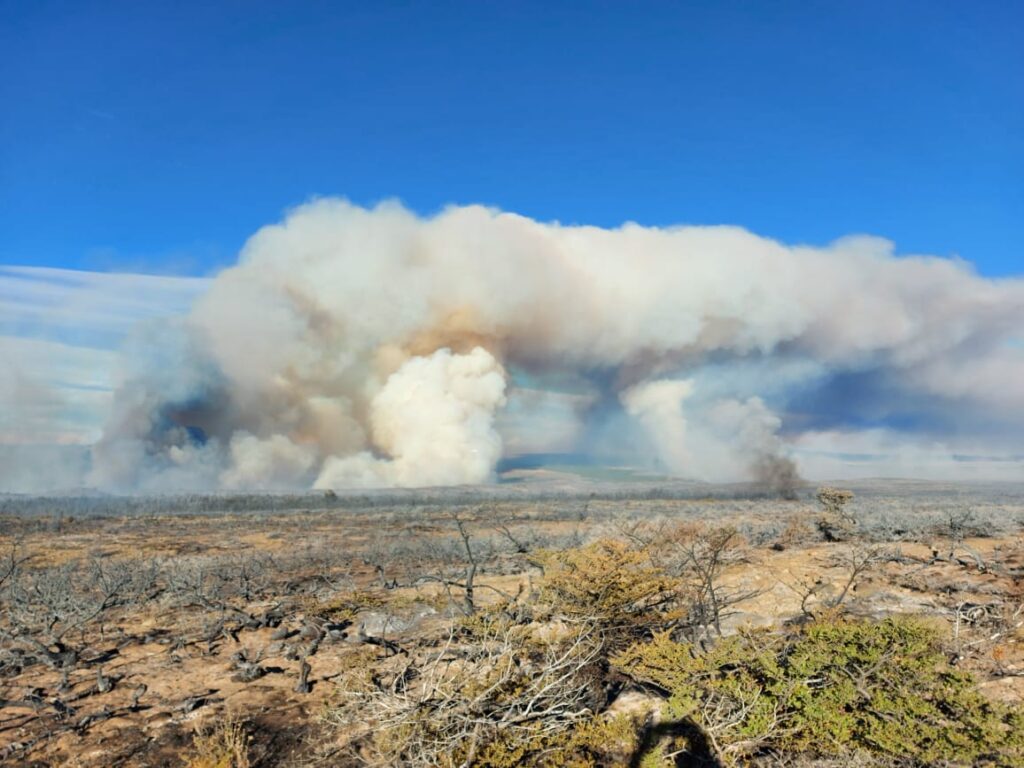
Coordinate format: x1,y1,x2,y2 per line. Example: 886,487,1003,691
1,485,1022,766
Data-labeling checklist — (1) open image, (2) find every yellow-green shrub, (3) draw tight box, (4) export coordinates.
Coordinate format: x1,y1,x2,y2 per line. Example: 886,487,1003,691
614,615,1024,767
535,539,680,646
466,713,641,768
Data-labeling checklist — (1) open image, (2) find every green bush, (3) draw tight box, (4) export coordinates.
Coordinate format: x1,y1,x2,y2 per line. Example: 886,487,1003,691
614,614,1024,766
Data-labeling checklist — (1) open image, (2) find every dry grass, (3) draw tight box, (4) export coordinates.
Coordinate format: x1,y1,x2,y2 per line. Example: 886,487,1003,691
186,715,252,768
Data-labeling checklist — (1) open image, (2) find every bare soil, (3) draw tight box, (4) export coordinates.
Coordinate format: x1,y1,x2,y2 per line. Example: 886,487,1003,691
1,484,1022,766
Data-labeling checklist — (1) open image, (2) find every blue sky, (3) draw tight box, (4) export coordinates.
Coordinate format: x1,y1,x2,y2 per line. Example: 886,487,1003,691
1,1,1021,277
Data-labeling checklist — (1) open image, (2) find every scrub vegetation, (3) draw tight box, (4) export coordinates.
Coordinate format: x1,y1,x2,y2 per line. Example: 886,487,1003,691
1,481,1022,766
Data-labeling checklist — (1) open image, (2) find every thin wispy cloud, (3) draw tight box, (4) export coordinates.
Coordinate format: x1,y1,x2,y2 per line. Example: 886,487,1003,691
0,266,208,348
0,267,208,458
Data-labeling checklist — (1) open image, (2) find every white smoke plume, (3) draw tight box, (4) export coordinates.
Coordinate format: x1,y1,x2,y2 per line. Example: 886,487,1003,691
621,380,695,473
620,380,799,494
84,199,1024,491
315,347,506,488
220,433,318,490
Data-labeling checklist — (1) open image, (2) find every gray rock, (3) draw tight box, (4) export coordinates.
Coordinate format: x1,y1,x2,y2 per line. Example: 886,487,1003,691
359,604,437,636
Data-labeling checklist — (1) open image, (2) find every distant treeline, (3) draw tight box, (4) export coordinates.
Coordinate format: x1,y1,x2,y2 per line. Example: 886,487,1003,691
0,483,818,519
3,478,1022,521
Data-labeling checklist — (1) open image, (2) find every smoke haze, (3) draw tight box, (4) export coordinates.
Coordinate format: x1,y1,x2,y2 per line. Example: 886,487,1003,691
5,200,1023,491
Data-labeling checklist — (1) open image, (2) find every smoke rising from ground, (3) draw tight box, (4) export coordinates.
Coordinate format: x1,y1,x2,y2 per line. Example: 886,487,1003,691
314,347,507,488
83,199,1024,491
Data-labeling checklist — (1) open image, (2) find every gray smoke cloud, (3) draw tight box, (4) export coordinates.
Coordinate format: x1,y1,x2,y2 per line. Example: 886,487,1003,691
85,199,1024,491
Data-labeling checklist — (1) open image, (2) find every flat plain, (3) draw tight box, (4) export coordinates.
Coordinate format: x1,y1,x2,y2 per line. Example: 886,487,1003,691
1,478,1022,766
